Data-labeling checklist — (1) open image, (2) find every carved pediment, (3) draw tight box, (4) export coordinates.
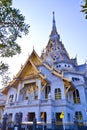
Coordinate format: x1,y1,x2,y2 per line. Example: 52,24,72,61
19,60,39,79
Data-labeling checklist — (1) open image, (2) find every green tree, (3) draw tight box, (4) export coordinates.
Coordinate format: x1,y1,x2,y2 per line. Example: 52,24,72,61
81,0,87,19
0,0,29,86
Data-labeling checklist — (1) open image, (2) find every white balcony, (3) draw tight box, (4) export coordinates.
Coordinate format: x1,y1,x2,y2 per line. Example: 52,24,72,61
5,98,73,109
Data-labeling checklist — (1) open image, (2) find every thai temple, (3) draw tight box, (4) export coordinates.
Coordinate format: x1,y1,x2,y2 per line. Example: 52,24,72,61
0,12,87,128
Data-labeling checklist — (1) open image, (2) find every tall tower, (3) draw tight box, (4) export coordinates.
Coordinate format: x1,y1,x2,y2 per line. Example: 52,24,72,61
41,12,73,70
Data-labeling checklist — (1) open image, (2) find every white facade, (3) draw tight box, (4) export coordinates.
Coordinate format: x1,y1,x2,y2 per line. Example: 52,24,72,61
0,12,87,126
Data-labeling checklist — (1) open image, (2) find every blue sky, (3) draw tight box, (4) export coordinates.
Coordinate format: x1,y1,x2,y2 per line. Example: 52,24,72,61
4,0,87,81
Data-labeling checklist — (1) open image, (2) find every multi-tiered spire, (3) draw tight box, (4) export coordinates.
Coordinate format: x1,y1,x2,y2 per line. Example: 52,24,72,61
41,12,70,66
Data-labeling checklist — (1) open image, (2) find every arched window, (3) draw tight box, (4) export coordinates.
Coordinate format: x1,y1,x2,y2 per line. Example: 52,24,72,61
9,94,14,102
55,88,61,100
73,89,80,104
75,111,83,120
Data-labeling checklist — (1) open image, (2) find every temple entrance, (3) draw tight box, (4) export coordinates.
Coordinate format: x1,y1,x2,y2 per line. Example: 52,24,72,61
27,112,35,121
41,112,47,122
55,112,62,124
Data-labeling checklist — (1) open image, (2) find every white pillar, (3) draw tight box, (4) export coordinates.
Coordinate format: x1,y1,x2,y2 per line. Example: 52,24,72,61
23,112,28,122
47,109,52,123
62,85,66,100
12,113,16,122
36,111,41,121
62,109,67,130
36,79,41,100
36,79,41,121
16,83,21,102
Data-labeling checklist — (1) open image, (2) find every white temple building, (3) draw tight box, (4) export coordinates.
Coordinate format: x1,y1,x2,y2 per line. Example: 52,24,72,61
0,12,87,126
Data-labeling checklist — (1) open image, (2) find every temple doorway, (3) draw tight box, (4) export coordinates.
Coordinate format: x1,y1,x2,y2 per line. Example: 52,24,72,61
27,112,35,121
41,112,47,122
55,112,62,124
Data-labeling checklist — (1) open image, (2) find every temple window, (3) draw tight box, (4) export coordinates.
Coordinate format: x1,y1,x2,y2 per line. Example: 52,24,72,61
75,111,83,120
59,65,61,67
9,94,14,102
73,89,80,104
65,64,67,67
56,65,58,68
68,65,70,67
72,77,80,82
55,88,61,100
56,64,61,68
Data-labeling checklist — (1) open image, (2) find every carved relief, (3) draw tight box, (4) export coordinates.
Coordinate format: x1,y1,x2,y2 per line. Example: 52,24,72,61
20,83,38,101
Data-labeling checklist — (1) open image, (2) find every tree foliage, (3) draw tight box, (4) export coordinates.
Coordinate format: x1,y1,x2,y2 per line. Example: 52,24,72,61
0,0,29,86
81,0,87,19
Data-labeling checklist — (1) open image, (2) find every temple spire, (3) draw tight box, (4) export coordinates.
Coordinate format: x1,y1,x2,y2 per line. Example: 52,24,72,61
52,11,57,33
50,12,59,38
41,12,70,64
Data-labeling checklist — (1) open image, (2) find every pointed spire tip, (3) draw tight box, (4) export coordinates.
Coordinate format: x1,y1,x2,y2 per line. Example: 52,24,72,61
53,11,55,19
53,11,54,15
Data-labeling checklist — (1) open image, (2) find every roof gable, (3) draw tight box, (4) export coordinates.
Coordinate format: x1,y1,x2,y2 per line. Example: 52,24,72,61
15,59,39,80
29,49,42,65
13,49,42,79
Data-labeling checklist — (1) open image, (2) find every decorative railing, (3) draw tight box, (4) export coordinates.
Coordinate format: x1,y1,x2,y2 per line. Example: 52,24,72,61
6,98,73,109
